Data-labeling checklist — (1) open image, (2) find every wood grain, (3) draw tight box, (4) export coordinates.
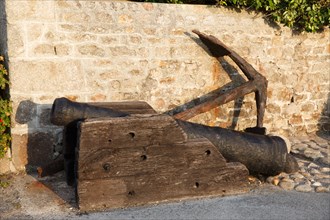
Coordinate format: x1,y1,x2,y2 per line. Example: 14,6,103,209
76,115,249,211
78,162,248,212
78,114,187,156
78,138,227,180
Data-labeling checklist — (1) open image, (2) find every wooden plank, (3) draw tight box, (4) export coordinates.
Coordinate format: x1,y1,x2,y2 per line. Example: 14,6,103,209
78,162,249,212
77,138,227,180
77,115,187,157
90,101,157,114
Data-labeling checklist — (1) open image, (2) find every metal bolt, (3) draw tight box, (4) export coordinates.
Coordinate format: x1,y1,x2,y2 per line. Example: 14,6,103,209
103,163,110,171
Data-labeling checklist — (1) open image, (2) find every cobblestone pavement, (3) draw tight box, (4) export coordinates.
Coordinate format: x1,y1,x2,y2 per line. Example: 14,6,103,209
265,133,330,193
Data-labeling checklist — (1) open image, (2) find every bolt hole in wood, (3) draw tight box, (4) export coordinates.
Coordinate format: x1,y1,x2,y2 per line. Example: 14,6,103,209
128,190,135,196
205,150,211,156
194,182,200,188
129,132,135,138
140,155,147,161
108,139,112,143
103,163,110,172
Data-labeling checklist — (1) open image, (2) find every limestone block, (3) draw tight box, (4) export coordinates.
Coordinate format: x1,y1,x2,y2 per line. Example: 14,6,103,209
26,24,43,42
141,3,154,11
6,0,55,22
87,59,113,67
33,44,55,56
10,60,85,93
11,133,28,170
35,94,81,104
82,1,96,10
56,0,82,9
311,91,328,100
7,24,24,57
108,2,128,11
266,103,281,114
95,11,114,23
274,88,294,102
0,150,14,174
289,114,303,125
267,47,283,58
90,94,107,102
59,24,87,32
306,124,318,133
310,62,330,73
78,44,105,57
59,11,91,23
301,103,315,112
99,36,119,44
68,33,97,43
54,44,71,56
109,46,136,56
45,30,65,42
137,48,149,58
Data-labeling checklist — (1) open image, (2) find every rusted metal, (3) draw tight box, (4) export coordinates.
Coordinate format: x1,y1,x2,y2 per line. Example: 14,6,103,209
50,97,129,126
177,120,298,176
167,30,268,134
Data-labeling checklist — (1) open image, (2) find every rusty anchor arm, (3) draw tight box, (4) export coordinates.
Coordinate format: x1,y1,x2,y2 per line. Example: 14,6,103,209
172,30,268,129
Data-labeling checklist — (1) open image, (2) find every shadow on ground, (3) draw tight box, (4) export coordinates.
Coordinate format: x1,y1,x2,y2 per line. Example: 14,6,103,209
317,92,330,139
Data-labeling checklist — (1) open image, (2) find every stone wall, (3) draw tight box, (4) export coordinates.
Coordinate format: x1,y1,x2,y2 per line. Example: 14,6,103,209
0,0,329,172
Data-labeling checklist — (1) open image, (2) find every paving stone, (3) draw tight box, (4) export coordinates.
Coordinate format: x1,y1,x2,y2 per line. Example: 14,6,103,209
297,161,306,167
318,157,330,166
281,178,295,183
319,178,330,184
308,142,319,150
319,143,329,148
266,176,274,184
300,172,311,178
294,143,308,151
278,172,289,179
291,149,300,154
315,186,329,193
313,174,330,180
320,167,330,173
295,184,313,192
290,173,304,179
307,162,319,169
312,182,322,187
304,149,323,160
310,169,321,175
279,181,295,190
